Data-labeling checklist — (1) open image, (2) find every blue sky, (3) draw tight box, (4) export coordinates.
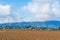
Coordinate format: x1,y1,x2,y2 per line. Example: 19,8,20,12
0,0,60,23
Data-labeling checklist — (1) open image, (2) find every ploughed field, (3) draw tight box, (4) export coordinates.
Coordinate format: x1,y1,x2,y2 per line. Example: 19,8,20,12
0,30,60,40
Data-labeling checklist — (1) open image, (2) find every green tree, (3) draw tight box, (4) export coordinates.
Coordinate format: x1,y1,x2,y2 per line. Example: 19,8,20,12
40,27,48,30
14,25,21,29
58,26,60,30
4,25,10,30
0,26,3,30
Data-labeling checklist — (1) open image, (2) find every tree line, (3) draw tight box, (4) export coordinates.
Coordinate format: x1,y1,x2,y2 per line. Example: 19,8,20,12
0,25,60,30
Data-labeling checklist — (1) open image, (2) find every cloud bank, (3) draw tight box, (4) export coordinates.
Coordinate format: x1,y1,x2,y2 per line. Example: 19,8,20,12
0,0,60,23
0,5,21,23
21,0,60,21
0,5,11,23
0,5,10,16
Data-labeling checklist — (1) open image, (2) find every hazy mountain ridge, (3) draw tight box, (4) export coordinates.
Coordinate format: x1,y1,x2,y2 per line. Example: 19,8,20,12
0,21,60,28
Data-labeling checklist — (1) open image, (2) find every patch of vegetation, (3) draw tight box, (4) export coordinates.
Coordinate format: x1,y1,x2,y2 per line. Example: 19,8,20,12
0,25,60,31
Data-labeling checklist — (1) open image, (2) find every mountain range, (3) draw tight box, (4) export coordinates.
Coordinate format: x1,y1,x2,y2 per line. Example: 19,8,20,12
0,20,60,28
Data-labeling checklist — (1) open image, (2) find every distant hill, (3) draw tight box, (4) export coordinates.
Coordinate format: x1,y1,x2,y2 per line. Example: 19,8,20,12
0,20,60,28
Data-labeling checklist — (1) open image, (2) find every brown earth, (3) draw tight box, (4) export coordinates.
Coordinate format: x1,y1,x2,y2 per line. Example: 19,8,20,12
0,30,60,40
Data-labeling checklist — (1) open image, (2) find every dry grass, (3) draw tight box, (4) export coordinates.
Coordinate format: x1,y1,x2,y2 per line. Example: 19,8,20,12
0,30,60,40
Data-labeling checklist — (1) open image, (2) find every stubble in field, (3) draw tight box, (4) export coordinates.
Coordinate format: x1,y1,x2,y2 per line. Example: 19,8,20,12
0,30,60,40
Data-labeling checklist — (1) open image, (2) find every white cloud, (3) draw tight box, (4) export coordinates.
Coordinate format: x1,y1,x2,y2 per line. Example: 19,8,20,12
32,0,57,3
21,0,60,21
0,5,10,16
0,0,59,23
0,5,23,23
0,5,12,23
52,1,60,17
12,12,22,22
